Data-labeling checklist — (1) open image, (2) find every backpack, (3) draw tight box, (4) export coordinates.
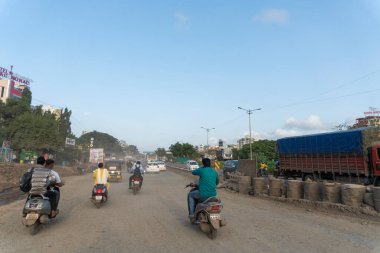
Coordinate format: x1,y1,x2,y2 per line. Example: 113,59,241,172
19,168,35,192
134,167,141,176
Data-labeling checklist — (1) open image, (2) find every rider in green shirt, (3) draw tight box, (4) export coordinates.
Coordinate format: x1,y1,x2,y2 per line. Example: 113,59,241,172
188,158,219,218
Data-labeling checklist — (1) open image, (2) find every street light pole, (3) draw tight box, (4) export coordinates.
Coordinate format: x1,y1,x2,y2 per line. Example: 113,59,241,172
238,107,261,160
201,127,215,146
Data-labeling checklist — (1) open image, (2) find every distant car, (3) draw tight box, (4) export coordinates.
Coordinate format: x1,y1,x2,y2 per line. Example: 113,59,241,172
157,161,166,171
222,160,238,180
146,162,160,173
186,160,199,171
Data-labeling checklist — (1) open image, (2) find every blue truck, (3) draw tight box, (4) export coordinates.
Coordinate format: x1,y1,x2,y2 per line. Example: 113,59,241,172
276,127,380,185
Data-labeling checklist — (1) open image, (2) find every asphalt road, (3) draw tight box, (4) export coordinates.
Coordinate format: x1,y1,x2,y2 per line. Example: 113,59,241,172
0,170,379,253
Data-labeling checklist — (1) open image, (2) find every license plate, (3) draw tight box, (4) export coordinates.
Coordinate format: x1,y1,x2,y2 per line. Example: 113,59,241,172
26,213,39,220
95,196,102,201
209,214,220,220
29,203,38,209
133,181,140,185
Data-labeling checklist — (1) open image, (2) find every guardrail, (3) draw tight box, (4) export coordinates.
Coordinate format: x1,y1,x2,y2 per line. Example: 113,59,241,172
166,163,192,173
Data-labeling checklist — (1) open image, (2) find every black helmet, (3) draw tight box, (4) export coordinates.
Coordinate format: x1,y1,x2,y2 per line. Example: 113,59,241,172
98,162,104,168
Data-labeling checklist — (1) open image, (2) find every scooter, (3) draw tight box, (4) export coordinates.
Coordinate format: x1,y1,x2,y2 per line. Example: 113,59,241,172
131,176,141,195
22,183,60,235
186,183,226,239
92,184,107,208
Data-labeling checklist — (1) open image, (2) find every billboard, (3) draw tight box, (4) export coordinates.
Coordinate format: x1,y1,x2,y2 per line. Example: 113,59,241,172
89,148,104,163
65,138,76,146
0,66,32,99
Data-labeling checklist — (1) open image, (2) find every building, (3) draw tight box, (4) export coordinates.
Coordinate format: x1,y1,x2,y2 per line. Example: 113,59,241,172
42,105,62,119
353,109,380,128
0,66,32,103
237,136,254,149
353,116,380,128
197,144,205,153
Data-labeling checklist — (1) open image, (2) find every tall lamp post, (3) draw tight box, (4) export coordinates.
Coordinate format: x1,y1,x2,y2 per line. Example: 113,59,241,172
238,107,261,160
201,127,215,147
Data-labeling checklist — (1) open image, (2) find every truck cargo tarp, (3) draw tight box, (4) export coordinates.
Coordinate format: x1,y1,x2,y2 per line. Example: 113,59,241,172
277,127,380,155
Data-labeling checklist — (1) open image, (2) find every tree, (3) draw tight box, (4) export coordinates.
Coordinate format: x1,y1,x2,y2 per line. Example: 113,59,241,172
57,108,73,148
77,131,124,156
334,122,353,131
155,148,166,159
6,109,60,152
238,140,277,161
169,142,198,159
125,145,139,155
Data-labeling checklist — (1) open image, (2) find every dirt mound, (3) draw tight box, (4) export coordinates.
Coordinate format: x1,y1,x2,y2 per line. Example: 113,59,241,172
0,163,79,192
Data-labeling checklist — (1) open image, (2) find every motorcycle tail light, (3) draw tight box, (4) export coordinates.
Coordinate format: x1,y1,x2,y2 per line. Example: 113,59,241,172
210,205,221,212
96,188,102,194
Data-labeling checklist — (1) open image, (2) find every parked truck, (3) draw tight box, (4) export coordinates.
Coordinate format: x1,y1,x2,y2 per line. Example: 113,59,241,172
276,127,380,185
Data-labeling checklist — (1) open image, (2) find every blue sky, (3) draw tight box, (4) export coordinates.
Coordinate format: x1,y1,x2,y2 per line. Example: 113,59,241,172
1,0,380,151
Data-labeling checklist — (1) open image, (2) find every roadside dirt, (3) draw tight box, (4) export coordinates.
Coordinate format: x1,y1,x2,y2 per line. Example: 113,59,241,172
0,163,81,192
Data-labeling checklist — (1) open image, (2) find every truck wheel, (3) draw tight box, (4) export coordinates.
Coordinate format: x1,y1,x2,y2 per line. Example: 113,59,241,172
374,177,380,187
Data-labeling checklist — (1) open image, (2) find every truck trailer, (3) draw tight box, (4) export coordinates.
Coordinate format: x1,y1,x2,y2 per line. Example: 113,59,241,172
276,127,380,185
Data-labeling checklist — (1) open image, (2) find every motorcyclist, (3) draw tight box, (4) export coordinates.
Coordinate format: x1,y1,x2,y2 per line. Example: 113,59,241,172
129,161,144,189
29,156,60,217
92,162,110,197
45,159,64,211
187,158,219,219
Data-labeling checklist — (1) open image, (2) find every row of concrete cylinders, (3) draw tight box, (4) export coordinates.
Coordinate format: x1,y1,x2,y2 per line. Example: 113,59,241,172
237,176,380,210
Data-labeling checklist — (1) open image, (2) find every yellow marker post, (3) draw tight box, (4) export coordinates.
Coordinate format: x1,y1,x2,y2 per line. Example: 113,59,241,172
214,161,220,171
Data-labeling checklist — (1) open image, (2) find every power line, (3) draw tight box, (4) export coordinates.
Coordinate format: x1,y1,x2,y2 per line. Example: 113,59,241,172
268,68,380,110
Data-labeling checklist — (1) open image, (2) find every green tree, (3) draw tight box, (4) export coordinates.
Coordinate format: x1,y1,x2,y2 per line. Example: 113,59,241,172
125,145,139,156
6,109,60,152
169,142,198,159
77,131,124,156
155,148,166,159
57,108,73,148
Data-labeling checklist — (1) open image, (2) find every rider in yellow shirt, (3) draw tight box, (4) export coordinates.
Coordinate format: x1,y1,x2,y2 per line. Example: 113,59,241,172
92,162,110,190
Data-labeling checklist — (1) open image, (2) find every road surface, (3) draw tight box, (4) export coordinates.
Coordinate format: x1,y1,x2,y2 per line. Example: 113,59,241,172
0,170,379,253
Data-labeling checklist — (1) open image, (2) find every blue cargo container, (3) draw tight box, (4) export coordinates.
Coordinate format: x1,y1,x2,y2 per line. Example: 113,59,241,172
276,127,380,185
277,128,365,155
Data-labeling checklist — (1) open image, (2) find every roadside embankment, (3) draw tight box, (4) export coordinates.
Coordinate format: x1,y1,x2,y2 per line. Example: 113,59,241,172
0,163,80,192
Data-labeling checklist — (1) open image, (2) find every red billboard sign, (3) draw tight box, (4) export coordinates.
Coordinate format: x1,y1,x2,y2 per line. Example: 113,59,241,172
0,66,32,86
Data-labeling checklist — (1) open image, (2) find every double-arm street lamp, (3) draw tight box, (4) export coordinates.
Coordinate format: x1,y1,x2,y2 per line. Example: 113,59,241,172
201,127,215,147
238,107,261,160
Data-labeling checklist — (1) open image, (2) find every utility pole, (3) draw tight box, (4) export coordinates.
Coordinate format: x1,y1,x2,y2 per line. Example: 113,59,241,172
201,127,215,147
238,107,261,160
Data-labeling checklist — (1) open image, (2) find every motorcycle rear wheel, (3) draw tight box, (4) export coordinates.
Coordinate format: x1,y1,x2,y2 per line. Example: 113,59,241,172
29,221,39,235
208,226,218,240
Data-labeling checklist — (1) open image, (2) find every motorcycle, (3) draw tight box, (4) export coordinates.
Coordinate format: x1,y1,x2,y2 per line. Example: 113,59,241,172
131,176,141,195
186,183,226,239
92,184,108,208
22,179,60,235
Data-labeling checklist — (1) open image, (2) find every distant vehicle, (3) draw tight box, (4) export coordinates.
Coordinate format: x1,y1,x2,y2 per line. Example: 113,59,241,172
146,162,160,173
222,160,238,180
157,161,166,171
105,160,123,182
186,160,199,171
